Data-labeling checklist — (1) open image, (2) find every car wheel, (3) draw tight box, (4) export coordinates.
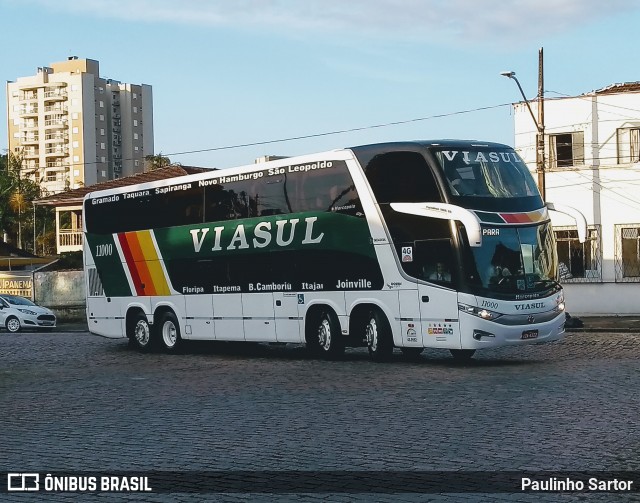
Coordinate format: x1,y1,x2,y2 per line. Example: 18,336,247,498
366,309,393,362
128,312,153,352
5,316,21,333
157,311,182,353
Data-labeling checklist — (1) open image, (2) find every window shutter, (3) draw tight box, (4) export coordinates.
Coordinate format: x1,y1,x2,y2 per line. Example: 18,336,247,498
572,131,584,166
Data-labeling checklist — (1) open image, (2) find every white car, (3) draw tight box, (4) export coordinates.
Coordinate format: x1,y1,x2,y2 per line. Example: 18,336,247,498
0,294,57,333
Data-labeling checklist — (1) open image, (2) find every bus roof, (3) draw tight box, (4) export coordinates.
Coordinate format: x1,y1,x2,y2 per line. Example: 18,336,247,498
83,139,514,202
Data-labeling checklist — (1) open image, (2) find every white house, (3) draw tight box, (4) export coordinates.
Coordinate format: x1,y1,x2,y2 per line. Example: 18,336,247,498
512,82,640,315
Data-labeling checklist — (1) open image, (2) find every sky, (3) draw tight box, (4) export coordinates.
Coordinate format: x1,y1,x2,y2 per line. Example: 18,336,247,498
2,0,640,170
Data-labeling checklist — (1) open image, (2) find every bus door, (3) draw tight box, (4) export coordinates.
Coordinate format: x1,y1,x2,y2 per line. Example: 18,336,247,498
412,239,461,349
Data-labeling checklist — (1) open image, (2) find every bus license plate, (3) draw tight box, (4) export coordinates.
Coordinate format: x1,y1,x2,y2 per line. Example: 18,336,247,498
521,330,538,340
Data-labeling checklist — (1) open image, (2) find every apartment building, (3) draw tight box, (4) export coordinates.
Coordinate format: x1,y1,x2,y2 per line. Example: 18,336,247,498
511,82,640,315
6,57,153,194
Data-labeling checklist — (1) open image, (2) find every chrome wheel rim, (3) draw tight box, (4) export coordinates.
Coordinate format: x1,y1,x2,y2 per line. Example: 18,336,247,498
366,317,378,351
162,320,177,348
134,319,150,346
318,317,331,351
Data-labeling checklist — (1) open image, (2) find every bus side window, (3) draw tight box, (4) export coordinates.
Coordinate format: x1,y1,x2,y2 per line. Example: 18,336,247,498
414,239,454,284
364,151,442,204
291,164,361,214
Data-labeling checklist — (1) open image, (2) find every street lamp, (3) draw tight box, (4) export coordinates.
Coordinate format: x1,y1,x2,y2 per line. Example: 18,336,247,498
501,67,546,200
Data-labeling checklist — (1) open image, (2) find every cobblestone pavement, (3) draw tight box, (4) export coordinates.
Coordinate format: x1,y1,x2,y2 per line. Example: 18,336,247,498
1,330,640,502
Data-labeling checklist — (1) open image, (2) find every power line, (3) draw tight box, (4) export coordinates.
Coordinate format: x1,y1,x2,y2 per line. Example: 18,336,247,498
161,103,513,158
10,102,513,172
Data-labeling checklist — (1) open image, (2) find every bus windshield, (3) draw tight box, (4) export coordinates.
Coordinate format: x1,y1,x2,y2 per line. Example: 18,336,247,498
466,223,559,296
433,147,540,200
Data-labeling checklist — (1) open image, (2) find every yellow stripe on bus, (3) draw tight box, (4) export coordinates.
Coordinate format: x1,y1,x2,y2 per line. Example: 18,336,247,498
136,230,170,296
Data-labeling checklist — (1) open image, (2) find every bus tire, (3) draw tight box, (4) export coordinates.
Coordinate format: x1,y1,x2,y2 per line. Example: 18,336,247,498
366,309,393,362
450,349,476,361
157,311,182,353
306,308,344,359
128,312,153,352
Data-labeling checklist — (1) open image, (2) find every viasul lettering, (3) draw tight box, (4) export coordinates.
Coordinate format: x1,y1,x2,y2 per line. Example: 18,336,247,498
189,217,324,253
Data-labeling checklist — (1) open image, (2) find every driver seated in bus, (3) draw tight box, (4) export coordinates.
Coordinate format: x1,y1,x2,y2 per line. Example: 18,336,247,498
424,261,451,282
489,265,512,285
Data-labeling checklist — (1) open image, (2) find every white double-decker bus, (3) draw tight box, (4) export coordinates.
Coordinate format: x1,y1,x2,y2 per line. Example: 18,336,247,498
83,140,586,361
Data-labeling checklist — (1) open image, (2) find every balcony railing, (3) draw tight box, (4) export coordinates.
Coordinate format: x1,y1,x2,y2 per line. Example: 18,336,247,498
44,119,67,128
57,229,83,253
45,133,68,142
44,105,68,113
45,147,69,156
44,90,68,100
59,230,83,247
19,107,39,116
20,92,38,101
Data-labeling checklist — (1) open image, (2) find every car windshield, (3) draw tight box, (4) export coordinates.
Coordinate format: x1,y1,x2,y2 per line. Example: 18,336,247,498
2,295,37,306
465,223,558,296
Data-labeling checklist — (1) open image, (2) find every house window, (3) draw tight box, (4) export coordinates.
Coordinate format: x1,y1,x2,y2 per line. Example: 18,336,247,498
617,127,640,164
615,224,640,282
554,225,602,282
548,132,584,168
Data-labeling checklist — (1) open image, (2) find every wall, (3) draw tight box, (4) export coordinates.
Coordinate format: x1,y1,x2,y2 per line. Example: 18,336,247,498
34,270,85,321
513,91,640,315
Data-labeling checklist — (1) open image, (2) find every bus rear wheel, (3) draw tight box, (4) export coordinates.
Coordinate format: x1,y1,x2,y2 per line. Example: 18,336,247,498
306,309,344,359
129,312,153,352
366,309,393,362
450,349,476,361
157,311,182,353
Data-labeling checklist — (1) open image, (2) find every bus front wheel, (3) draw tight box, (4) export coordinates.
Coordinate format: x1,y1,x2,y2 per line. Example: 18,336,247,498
157,311,182,353
366,309,393,362
306,309,344,359
128,312,153,352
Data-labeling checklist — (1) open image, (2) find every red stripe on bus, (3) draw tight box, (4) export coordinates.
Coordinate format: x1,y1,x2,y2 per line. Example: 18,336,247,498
118,233,144,296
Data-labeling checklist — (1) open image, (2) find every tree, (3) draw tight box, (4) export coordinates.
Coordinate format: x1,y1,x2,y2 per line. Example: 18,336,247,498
0,151,51,252
145,152,176,171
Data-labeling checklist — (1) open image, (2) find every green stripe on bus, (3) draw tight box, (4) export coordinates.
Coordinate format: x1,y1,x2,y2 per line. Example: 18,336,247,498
85,233,132,297
153,212,375,261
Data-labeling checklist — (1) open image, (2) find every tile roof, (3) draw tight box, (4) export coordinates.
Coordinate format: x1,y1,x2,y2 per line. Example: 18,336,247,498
592,82,640,95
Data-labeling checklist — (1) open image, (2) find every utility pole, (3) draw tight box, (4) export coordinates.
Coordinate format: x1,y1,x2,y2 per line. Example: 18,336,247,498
536,48,546,201
501,48,547,201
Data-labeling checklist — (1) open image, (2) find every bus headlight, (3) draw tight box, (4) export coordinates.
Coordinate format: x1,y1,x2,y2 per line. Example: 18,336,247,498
458,303,502,321
554,293,565,312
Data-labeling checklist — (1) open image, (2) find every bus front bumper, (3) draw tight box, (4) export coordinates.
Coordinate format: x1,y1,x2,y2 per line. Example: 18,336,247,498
457,310,566,350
